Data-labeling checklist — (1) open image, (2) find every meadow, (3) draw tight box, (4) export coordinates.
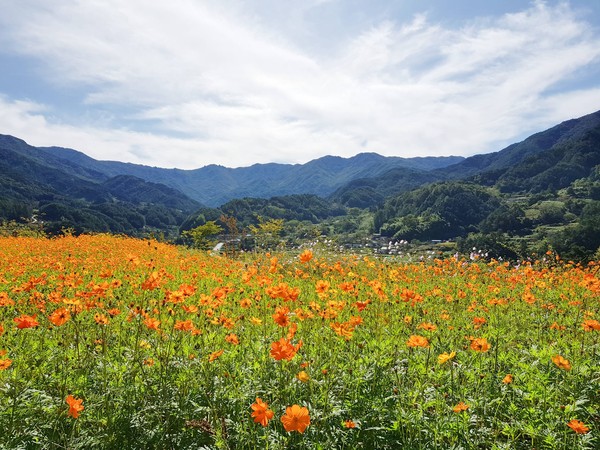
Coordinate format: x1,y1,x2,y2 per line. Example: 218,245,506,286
0,234,597,449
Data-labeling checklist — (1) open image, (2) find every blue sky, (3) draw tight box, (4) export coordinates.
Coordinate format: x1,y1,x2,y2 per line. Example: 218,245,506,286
1,0,600,169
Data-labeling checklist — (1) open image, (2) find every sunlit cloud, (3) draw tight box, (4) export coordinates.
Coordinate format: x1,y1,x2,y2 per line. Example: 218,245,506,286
0,0,599,168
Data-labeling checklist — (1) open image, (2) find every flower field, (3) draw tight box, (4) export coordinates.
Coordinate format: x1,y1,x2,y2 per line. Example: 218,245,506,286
0,235,598,449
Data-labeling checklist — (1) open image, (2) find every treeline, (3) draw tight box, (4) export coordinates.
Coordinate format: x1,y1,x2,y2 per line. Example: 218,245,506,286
374,182,500,240
328,167,443,208
179,194,346,233
38,200,188,235
0,196,190,237
372,177,600,260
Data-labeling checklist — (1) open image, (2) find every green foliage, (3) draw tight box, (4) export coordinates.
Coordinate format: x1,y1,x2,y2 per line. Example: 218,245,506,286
182,221,224,249
3,111,600,262
377,182,500,239
0,197,33,222
0,219,46,237
495,126,600,194
380,214,449,241
328,167,442,208
248,217,284,250
549,200,600,260
456,232,522,260
220,195,346,226
480,204,531,234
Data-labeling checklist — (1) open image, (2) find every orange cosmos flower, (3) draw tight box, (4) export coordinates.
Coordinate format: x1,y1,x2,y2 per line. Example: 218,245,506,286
141,271,162,290
299,249,313,263
0,358,12,370
582,319,600,331
0,292,15,307
552,355,571,371
144,317,160,330
522,291,536,304
472,317,486,328
315,280,330,294
250,397,274,426
400,288,423,304
48,308,71,327
225,333,239,345
330,322,354,340
286,322,298,340
502,374,514,384
239,298,252,308
14,314,39,329
281,404,310,433
107,308,121,317
94,313,109,325
181,304,198,314
418,322,437,332
470,338,490,353
354,300,369,311
343,419,356,428
66,395,84,418
270,337,302,361
406,335,429,348
567,419,590,434
452,402,469,413
272,306,290,327
208,349,223,362
174,319,195,332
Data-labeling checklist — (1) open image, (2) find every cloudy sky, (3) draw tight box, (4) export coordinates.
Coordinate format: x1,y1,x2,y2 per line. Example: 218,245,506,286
1,0,600,169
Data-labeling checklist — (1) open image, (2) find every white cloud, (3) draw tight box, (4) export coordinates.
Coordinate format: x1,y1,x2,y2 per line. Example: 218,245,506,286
0,0,599,168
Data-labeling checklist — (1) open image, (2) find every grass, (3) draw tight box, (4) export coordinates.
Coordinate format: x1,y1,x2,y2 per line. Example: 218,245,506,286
0,234,598,449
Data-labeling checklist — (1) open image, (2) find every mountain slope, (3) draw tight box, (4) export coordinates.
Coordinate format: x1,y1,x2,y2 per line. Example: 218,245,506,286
333,109,600,207
27,142,463,206
0,138,202,236
328,166,446,208
373,110,600,259
438,110,600,179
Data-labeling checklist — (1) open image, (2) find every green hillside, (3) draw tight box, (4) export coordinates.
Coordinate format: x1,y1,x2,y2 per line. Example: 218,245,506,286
1,109,600,260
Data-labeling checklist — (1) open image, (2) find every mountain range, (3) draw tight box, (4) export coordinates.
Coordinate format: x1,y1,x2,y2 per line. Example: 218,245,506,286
0,136,464,207
1,108,599,257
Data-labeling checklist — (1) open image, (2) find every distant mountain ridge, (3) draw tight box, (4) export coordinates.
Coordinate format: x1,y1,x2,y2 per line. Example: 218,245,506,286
1,108,600,253
331,110,600,207
24,143,464,206
435,110,600,179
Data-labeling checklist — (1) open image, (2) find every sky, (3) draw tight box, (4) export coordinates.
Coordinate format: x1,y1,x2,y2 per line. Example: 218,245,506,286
1,1,600,169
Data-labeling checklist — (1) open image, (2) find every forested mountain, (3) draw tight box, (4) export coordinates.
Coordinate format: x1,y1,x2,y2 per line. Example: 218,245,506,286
1,109,600,259
0,133,459,236
0,139,201,236
328,167,446,208
371,110,600,259
333,110,600,206
180,194,347,233
374,182,501,240
439,110,600,179
1,135,462,206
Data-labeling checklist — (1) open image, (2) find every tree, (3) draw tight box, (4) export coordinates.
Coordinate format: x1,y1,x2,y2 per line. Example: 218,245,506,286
249,216,284,250
219,214,239,236
551,200,600,260
182,221,223,250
